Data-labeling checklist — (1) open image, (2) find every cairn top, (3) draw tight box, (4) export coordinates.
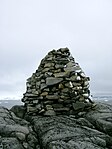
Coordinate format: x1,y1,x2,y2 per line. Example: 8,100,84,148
22,48,95,116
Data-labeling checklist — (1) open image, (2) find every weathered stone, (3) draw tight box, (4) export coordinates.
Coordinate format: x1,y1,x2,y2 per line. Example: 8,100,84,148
55,64,64,69
45,105,53,110
41,92,48,96
69,75,77,81
64,66,75,72
72,102,86,111
32,100,39,104
16,132,26,141
40,83,47,90
42,68,51,73
36,104,42,111
61,88,70,93
27,106,37,113
24,93,38,97
10,105,25,119
44,63,54,68
59,47,70,52
52,104,64,108
46,77,63,86
44,110,56,116
38,109,45,114
46,95,59,100
43,101,54,105
83,93,89,98
54,107,70,112
58,83,64,89
54,72,69,78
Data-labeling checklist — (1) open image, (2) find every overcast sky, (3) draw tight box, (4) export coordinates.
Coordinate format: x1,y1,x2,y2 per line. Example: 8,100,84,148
0,0,112,98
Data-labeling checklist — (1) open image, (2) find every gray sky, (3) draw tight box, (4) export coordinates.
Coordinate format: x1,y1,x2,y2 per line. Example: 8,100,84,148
0,0,112,97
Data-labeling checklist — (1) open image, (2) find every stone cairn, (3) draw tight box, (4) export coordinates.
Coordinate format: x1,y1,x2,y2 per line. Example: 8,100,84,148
22,48,95,116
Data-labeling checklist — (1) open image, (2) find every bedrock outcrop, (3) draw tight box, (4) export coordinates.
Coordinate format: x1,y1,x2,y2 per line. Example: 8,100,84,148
0,102,111,149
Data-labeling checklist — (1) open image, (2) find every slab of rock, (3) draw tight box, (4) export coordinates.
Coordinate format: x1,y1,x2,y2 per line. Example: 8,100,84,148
26,102,111,149
0,102,112,149
85,102,112,136
0,106,40,149
46,77,63,86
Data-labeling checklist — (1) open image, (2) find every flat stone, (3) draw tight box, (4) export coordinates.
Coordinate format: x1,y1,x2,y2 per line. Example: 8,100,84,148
72,102,86,111
46,95,59,100
42,68,51,73
70,75,77,81
59,47,69,52
46,77,63,86
43,101,54,105
27,106,37,113
41,92,48,96
40,83,47,90
54,107,70,112
64,66,75,72
44,63,54,68
54,72,69,78
44,110,56,116
61,88,70,93
52,104,64,108
58,83,64,89
66,61,75,67
38,109,45,114
16,132,26,141
55,64,64,69
83,93,89,98
54,69,61,73
46,105,53,110
24,93,38,97
72,82,81,86
54,58,69,64
32,100,39,104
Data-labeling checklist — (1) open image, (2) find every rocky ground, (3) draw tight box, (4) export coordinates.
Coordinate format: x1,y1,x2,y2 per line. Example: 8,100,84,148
0,102,112,149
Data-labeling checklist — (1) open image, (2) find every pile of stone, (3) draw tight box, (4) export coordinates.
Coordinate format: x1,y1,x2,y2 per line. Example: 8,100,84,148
22,48,95,116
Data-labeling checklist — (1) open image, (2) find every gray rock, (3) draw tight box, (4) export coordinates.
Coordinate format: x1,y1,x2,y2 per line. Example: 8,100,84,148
46,77,63,86
46,95,59,100
44,63,54,68
85,102,112,136
54,72,69,78
40,83,47,90
59,47,69,52
0,106,40,149
10,105,25,119
32,104,112,149
72,102,86,111
1,138,24,149
44,110,56,116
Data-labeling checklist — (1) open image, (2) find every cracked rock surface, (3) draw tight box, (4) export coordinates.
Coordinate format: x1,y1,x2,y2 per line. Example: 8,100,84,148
0,107,40,149
0,102,110,149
